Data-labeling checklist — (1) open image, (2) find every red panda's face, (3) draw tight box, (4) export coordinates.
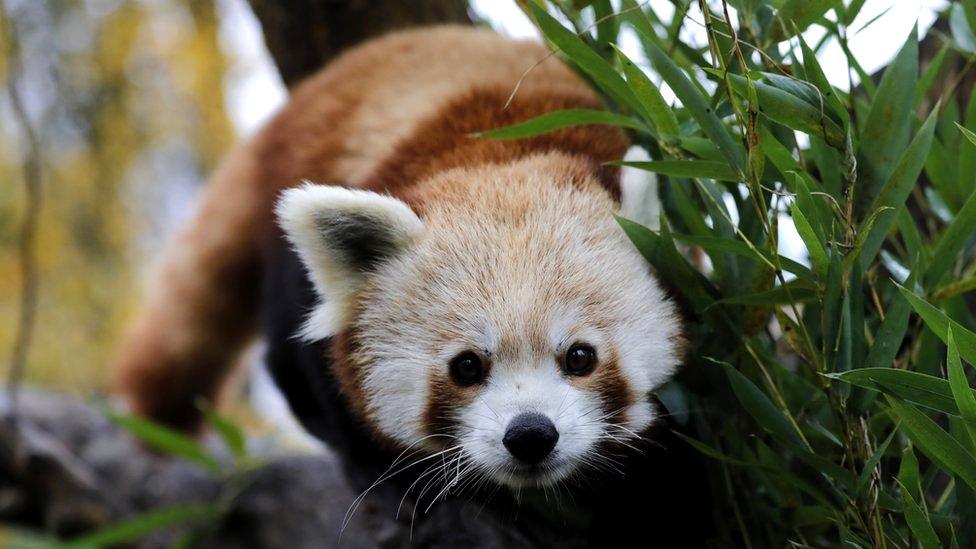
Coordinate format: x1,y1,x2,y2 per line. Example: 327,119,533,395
277,154,682,489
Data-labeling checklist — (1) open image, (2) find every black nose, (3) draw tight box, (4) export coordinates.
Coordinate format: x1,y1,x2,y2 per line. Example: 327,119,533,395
503,412,559,465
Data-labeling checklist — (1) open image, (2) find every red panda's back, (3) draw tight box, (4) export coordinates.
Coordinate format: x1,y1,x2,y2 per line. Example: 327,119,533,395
253,25,598,190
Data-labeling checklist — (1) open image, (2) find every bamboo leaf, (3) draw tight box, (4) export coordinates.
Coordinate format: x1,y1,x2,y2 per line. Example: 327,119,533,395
797,34,849,126
105,409,222,474
717,282,818,306
927,185,976,287
900,485,941,549
721,361,809,449
671,233,814,280
859,108,938,268
767,0,841,42
859,27,919,203
69,505,223,547
897,446,941,549
887,397,976,491
727,74,846,148
854,427,898,497
948,327,976,449
898,284,976,365
197,399,248,462
863,282,913,369
528,3,643,115
915,44,950,107
640,31,746,172
611,160,739,181
828,368,968,415
612,45,680,137
672,431,762,467
614,214,659,264
957,121,976,148
790,204,828,278
475,109,647,139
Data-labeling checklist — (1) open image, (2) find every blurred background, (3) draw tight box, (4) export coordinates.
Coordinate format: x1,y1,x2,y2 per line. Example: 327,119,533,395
0,0,951,418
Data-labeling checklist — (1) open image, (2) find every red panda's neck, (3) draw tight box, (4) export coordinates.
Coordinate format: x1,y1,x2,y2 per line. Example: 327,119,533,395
359,85,630,206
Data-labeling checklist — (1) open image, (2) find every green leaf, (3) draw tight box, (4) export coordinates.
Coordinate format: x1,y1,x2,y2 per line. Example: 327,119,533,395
926,185,976,286
614,214,659,265
933,274,976,302
720,361,809,449
105,409,221,474
790,204,828,278
858,27,919,203
640,32,746,172
858,107,938,268
898,284,976,366
616,216,719,315
528,3,642,115
828,368,975,415
760,126,801,174
899,442,922,498
898,446,941,549
197,399,248,462
717,282,818,306
901,486,941,549
671,233,814,280
797,34,849,126
854,426,898,497
1,528,72,549
727,74,845,148
887,396,976,491
69,505,222,547
767,0,841,42
957,121,976,148
475,109,647,139
863,283,913,369
611,160,739,181
612,45,680,137
672,430,761,467
915,43,950,107
896,207,928,266
948,327,976,449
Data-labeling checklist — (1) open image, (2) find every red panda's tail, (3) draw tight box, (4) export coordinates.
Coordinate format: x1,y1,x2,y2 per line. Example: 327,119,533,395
112,141,273,431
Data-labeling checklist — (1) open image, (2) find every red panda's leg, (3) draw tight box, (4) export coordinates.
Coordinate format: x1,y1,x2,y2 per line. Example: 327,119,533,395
112,141,274,432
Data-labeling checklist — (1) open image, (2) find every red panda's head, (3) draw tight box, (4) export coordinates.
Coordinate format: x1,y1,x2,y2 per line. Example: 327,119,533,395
276,153,682,489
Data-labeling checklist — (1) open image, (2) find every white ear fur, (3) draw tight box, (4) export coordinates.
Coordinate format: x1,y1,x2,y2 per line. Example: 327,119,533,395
275,182,424,340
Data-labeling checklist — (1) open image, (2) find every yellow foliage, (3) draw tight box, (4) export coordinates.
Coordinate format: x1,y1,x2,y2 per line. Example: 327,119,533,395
0,0,234,395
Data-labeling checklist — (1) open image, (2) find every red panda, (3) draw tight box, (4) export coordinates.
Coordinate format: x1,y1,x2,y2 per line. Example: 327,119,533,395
114,25,684,493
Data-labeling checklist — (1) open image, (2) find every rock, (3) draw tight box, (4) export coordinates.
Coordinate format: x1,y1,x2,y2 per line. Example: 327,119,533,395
0,388,534,548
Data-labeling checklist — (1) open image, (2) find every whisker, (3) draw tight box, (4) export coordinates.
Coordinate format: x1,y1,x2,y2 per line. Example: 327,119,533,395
340,438,460,535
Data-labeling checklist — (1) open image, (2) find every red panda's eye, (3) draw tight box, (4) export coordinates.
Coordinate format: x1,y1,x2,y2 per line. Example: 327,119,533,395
449,351,484,386
564,344,596,376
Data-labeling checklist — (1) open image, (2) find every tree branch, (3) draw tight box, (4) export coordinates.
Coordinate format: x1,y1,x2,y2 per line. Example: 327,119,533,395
246,0,473,87
1,4,43,421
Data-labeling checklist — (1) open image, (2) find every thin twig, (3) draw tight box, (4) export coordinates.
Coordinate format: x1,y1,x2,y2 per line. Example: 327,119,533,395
505,0,651,109
2,5,43,421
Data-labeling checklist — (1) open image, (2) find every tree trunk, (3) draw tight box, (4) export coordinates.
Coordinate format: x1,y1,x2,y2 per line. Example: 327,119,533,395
246,0,473,88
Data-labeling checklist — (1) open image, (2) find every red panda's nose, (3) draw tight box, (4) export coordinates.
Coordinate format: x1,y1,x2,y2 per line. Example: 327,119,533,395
503,412,559,465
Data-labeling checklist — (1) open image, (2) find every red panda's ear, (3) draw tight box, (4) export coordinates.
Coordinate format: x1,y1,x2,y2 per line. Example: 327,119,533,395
275,182,424,340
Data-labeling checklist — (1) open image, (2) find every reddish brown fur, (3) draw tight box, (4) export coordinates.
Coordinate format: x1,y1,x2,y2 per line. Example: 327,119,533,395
580,350,634,425
362,86,627,203
422,374,478,447
113,25,629,431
